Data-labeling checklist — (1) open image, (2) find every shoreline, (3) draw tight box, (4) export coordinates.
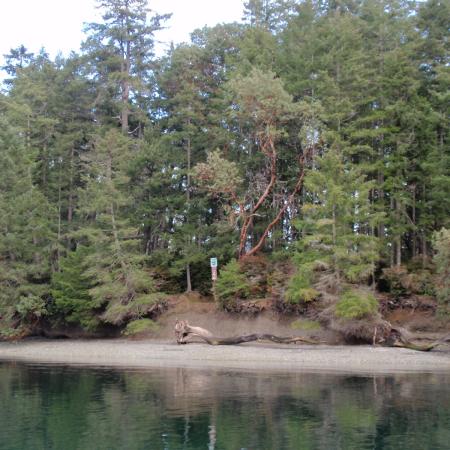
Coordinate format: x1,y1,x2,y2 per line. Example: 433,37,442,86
1,339,450,374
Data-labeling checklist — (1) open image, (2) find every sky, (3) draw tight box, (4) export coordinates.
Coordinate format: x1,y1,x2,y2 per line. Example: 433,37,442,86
0,0,245,64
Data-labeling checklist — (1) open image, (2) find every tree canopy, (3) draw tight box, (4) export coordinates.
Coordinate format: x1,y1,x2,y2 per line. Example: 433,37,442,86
0,0,448,337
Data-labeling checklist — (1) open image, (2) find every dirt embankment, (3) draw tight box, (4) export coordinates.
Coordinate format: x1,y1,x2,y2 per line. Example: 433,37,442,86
155,293,450,347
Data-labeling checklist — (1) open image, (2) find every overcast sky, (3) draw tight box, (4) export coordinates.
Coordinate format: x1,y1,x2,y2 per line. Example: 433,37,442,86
0,0,245,64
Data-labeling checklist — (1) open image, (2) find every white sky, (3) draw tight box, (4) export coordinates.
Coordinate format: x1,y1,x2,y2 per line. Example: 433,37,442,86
0,0,245,64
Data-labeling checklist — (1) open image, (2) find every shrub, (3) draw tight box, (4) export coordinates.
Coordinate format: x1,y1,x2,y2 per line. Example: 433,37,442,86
381,266,411,298
215,259,250,306
335,290,378,319
16,295,48,322
123,319,160,336
381,265,435,299
285,265,320,304
239,255,269,297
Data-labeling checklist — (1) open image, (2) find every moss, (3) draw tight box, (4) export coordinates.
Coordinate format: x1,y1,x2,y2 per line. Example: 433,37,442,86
122,319,160,336
290,319,322,331
335,290,378,319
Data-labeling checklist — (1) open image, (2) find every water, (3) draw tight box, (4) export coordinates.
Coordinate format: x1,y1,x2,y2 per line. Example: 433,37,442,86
0,362,449,450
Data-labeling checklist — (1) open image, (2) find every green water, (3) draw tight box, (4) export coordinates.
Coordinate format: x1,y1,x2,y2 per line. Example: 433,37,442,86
0,362,449,450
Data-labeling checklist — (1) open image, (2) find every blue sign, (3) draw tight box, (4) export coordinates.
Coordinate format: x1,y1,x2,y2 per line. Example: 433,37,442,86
210,257,218,268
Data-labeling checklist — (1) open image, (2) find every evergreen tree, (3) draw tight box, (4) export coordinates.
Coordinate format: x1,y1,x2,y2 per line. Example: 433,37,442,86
82,0,170,133
78,128,165,326
51,246,98,330
0,116,55,336
1,45,34,85
294,147,381,287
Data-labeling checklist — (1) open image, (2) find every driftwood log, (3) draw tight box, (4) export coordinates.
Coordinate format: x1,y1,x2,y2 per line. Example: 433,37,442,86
174,320,450,352
174,320,322,346
389,330,450,352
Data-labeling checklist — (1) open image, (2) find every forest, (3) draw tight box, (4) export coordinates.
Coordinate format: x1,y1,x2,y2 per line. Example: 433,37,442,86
0,0,448,340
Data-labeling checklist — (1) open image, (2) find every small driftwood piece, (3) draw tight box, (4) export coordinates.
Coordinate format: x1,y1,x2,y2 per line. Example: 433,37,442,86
174,320,321,346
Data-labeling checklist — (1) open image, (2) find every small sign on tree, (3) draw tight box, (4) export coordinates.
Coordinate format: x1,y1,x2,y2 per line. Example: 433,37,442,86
210,257,218,281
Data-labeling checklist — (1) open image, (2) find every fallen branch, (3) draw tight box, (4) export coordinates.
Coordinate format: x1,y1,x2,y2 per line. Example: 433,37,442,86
174,320,321,345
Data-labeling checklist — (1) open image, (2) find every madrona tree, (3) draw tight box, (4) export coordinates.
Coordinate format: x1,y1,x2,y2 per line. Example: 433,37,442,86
194,68,320,258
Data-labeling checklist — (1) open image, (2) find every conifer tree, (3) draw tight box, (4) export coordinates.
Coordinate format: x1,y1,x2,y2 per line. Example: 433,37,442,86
51,246,98,330
294,147,381,288
82,0,170,133
78,128,164,326
0,116,55,335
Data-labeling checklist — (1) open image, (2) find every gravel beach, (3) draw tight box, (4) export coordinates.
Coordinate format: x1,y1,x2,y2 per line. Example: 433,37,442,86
1,339,450,373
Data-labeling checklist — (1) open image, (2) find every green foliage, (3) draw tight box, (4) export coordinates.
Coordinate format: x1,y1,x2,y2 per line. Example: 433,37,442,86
1,0,449,334
433,228,450,315
51,246,99,331
335,290,379,320
285,267,320,304
381,265,436,299
15,295,48,322
297,147,380,287
193,149,242,198
122,318,160,336
101,293,167,325
0,116,54,333
381,266,411,298
215,260,250,306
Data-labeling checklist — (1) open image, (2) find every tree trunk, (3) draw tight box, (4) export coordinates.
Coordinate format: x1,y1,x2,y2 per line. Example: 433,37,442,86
67,147,74,223
243,149,310,259
186,263,192,293
238,138,277,258
185,128,192,292
395,199,402,266
121,41,131,133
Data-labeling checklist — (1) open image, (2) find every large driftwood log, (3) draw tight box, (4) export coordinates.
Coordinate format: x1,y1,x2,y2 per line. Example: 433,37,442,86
389,329,450,352
174,320,321,345
174,320,450,351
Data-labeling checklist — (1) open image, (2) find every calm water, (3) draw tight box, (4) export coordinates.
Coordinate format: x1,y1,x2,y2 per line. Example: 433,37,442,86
0,362,449,450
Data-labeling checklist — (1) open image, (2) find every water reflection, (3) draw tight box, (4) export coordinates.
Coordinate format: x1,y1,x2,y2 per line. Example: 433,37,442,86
0,362,449,450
